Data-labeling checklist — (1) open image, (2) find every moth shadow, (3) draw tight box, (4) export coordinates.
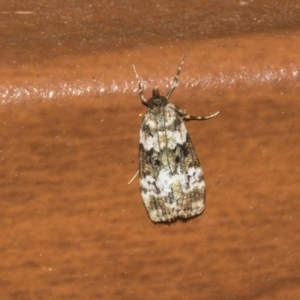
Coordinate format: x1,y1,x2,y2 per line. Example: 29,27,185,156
153,213,203,225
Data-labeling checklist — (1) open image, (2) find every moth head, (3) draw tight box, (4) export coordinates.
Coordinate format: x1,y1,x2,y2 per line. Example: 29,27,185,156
148,88,168,108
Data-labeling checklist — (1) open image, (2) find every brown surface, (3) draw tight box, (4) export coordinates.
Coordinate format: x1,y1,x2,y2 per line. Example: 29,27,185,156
1,1,300,299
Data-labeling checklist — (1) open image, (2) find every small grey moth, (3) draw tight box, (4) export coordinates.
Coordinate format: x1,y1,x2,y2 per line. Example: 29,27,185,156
133,55,219,223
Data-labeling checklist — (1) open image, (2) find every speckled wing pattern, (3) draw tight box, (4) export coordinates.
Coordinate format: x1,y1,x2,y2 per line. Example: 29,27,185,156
133,55,219,223
139,103,205,222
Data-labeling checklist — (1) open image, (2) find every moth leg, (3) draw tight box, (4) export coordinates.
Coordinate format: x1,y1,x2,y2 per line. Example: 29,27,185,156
171,103,220,120
128,170,139,185
166,55,187,100
132,65,148,105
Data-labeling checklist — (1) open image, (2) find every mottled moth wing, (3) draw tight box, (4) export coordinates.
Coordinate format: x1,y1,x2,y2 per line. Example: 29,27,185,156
139,103,205,222
133,55,218,223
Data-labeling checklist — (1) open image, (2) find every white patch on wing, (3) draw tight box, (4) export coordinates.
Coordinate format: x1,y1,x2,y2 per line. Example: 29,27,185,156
187,167,204,189
149,209,162,222
156,169,178,198
140,121,187,151
177,166,205,192
188,166,202,177
140,175,157,195
139,130,157,151
141,167,204,202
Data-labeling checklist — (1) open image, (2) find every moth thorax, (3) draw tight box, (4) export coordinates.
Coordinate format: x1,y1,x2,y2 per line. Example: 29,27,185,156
148,88,168,108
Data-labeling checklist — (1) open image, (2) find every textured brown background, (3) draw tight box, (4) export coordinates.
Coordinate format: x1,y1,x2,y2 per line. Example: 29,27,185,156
1,1,300,299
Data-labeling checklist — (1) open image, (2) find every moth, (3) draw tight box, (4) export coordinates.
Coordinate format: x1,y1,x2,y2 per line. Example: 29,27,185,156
133,55,219,223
